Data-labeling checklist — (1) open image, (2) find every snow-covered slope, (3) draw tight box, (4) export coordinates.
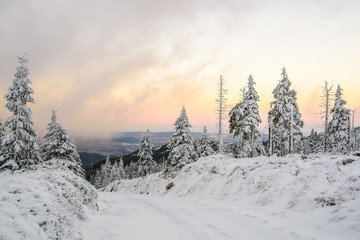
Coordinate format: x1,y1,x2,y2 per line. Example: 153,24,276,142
0,160,97,240
104,154,360,239
105,154,360,207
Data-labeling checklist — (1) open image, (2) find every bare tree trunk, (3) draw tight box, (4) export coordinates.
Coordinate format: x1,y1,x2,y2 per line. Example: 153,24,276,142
268,123,273,156
215,75,228,153
322,81,333,152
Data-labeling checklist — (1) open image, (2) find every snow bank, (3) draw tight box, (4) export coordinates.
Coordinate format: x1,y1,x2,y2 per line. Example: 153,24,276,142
0,160,97,240
105,154,360,216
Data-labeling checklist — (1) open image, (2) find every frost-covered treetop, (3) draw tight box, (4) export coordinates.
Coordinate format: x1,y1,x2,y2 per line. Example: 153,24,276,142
244,75,261,124
272,67,293,102
246,75,259,101
333,85,347,109
171,106,194,144
5,55,35,114
175,107,192,129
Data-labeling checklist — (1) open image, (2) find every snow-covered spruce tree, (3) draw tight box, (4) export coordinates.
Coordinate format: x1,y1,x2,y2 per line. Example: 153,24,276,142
137,129,155,177
302,129,323,154
117,158,126,179
228,85,246,154
229,102,243,139
0,55,41,170
41,110,84,177
229,75,265,158
328,85,351,153
125,161,138,179
197,126,215,158
268,68,304,156
101,154,112,186
93,168,105,189
168,107,197,169
109,161,120,183
109,158,127,183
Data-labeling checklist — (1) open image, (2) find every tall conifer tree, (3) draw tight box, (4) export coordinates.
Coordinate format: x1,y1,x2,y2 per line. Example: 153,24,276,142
268,68,304,156
328,85,351,153
41,110,84,177
197,126,214,157
137,129,155,176
229,75,265,157
1,55,41,170
168,107,196,168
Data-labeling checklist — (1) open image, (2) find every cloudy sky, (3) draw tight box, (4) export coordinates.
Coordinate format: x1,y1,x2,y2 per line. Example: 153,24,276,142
0,0,359,137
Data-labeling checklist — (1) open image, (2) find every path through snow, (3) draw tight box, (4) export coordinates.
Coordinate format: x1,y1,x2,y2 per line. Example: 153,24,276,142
82,192,321,240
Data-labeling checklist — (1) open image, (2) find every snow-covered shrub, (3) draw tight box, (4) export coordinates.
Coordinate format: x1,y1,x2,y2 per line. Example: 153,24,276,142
0,160,97,240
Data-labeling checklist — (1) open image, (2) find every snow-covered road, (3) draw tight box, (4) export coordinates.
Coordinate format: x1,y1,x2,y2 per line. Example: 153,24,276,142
82,192,319,240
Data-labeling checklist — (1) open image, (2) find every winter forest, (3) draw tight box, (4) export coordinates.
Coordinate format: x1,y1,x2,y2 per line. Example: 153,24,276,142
0,55,359,240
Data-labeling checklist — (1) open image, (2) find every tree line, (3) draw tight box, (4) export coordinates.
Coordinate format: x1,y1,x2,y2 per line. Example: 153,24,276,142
0,55,83,176
0,55,357,187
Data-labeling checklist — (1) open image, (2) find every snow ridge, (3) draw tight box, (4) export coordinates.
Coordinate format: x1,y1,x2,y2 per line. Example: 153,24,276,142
106,154,359,208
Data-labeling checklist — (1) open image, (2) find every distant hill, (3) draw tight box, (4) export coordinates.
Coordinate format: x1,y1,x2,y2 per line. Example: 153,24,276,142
79,152,107,169
77,132,200,167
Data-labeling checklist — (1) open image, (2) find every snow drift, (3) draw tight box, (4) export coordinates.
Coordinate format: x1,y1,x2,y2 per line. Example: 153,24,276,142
104,154,360,239
105,154,360,207
0,160,97,240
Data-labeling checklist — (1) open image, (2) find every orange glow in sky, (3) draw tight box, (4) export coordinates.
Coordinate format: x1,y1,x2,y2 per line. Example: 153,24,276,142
0,1,359,137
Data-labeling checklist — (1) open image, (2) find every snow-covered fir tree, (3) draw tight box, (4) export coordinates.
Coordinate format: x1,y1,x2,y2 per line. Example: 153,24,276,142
268,68,304,156
302,129,323,154
41,110,84,177
228,85,246,152
101,154,113,186
137,129,155,177
197,126,215,158
0,55,41,170
328,85,351,153
229,75,265,157
167,107,197,169
125,161,138,179
118,158,127,179
93,168,102,188
109,160,126,183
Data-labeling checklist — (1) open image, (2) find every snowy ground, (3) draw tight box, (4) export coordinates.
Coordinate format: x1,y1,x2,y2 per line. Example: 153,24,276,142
83,192,360,240
0,160,97,240
84,154,360,240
